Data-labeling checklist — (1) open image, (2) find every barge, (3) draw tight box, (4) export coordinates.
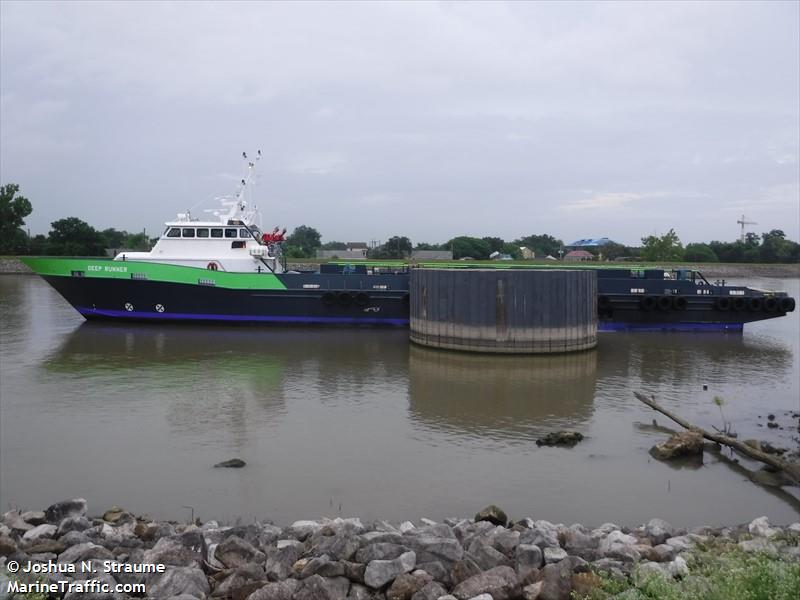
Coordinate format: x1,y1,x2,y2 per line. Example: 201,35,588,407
21,157,796,332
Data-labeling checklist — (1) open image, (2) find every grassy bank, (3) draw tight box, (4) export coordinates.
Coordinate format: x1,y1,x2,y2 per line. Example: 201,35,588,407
578,537,800,600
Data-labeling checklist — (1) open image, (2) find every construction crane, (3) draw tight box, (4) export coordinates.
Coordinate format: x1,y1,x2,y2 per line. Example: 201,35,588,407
737,214,757,242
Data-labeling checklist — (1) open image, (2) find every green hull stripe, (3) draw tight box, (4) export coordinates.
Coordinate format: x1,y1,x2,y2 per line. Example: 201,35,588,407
20,257,287,290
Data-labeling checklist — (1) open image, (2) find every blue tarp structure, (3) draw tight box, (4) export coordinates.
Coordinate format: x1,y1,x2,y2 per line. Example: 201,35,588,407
568,237,615,247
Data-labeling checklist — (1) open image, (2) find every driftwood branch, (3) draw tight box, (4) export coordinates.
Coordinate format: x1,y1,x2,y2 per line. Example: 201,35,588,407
634,391,800,485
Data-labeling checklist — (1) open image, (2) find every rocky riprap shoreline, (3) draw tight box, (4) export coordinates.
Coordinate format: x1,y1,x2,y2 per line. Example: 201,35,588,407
1,501,799,600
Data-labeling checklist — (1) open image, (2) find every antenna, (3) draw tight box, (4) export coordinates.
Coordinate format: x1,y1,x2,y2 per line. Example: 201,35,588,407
736,214,757,242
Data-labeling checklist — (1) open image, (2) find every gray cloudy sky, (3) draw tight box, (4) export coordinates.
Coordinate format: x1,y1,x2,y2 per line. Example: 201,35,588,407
1,0,798,246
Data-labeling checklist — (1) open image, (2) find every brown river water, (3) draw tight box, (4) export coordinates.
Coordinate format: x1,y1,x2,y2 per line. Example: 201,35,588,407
1,274,798,527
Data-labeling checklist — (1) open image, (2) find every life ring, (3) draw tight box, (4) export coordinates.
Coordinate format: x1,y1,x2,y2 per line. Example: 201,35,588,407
337,292,353,306
715,297,731,311
763,297,779,312
207,262,219,271
732,297,746,311
640,296,657,311
779,297,796,313
671,296,688,311
322,292,336,306
355,292,369,307
747,297,763,312
657,296,672,311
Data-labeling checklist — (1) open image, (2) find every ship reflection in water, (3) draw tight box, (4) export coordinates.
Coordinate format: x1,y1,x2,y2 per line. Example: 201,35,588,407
408,346,597,446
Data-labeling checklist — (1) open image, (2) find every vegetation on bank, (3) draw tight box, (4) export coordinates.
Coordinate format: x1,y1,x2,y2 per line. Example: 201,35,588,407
3,183,799,263
577,540,800,600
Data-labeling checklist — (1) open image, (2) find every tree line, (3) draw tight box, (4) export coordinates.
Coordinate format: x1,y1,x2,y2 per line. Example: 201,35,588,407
2,183,798,263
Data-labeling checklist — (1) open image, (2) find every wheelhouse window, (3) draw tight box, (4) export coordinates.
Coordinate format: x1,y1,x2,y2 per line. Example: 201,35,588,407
196,228,209,238
240,228,251,239
166,228,181,238
182,228,195,238
225,228,238,238
211,228,223,238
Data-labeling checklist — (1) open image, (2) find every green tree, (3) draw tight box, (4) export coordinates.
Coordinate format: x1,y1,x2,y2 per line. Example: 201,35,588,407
445,236,491,259
759,230,798,263
481,237,506,254
371,236,412,259
0,183,33,254
683,243,719,262
321,241,347,250
514,234,563,258
125,232,151,251
597,241,630,261
501,242,522,259
414,242,442,251
284,225,322,258
101,228,129,249
640,229,684,261
46,217,107,256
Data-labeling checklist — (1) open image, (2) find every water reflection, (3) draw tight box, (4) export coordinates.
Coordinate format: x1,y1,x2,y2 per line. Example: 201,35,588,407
408,346,597,444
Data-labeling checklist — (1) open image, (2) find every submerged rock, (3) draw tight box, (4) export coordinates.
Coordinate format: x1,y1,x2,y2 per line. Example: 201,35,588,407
474,505,508,528
649,431,703,460
215,458,247,468
536,432,584,447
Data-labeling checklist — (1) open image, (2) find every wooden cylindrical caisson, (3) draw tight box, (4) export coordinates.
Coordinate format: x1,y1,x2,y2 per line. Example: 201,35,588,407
410,269,597,353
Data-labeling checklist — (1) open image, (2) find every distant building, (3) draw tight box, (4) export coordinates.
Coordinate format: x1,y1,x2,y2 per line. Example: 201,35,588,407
346,242,368,252
519,247,535,259
544,254,558,261
490,251,513,260
411,250,453,260
568,237,615,248
316,250,368,260
564,250,594,261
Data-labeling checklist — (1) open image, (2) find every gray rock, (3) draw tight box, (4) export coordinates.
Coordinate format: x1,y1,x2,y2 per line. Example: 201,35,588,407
665,535,692,553
285,520,324,541
347,583,380,600
644,518,674,545
316,533,361,561
21,511,46,526
246,579,301,600
403,535,464,563
360,531,404,545
61,530,92,547
265,543,302,581
543,547,568,564
516,543,543,581
2,511,33,532
537,560,573,600
214,458,246,468
58,541,115,565
146,566,210,599
450,556,484,586
416,560,450,586
648,544,676,563
214,564,267,598
299,555,342,578
364,550,416,589
520,521,560,549
143,537,200,567
45,498,88,523
0,534,16,556
58,516,92,536
356,543,409,563
486,527,520,557
323,518,367,538
522,581,544,600
295,574,350,600
386,571,432,600
468,543,512,570
411,581,448,600
739,538,778,556
215,535,265,569
748,516,779,538
474,505,508,527
451,565,520,600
